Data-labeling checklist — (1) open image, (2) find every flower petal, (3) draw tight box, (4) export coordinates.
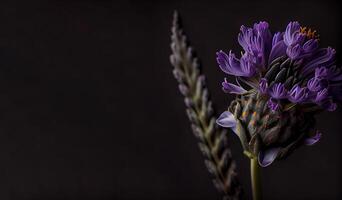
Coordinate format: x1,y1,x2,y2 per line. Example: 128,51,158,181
258,147,280,167
216,111,237,128
304,131,322,146
222,78,247,94
269,40,287,63
302,47,336,76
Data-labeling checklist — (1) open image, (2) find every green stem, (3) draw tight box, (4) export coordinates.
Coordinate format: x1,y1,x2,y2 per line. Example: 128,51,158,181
251,158,262,200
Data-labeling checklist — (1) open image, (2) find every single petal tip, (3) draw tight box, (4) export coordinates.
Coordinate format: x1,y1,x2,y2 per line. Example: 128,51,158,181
216,111,237,128
304,131,322,146
258,147,280,167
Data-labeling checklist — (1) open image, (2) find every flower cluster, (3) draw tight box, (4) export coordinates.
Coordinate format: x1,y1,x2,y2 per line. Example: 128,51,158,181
217,21,341,111
216,21,341,167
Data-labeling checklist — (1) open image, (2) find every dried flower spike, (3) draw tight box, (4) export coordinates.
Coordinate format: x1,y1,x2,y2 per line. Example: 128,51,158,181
170,11,242,200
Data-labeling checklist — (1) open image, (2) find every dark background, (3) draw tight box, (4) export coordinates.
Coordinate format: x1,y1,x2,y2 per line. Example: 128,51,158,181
0,0,341,199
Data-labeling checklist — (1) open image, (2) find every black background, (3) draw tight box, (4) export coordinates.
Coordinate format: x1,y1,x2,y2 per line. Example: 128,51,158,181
0,0,341,200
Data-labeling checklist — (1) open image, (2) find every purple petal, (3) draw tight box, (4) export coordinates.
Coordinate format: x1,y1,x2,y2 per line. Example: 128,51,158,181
304,131,322,146
315,67,328,79
267,98,280,111
222,78,247,94
259,78,268,94
216,111,237,128
269,83,287,99
272,32,283,47
269,41,287,63
303,39,319,53
284,21,304,46
314,88,328,103
302,47,336,76
216,50,256,77
240,52,257,77
307,77,327,92
288,84,308,103
286,44,302,60
258,147,280,167
238,25,252,51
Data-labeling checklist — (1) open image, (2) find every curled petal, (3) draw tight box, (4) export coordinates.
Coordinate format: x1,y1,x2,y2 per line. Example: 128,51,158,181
302,47,336,76
286,44,302,60
222,78,247,94
315,67,328,79
216,50,256,77
216,50,240,75
307,77,327,92
304,131,322,146
269,83,287,99
272,32,283,47
238,25,252,51
288,84,308,103
240,52,257,77
284,21,304,46
303,39,319,53
267,98,280,111
258,147,280,167
259,78,268,94
315,88,328,103
269,40,287,63
216,111,237,128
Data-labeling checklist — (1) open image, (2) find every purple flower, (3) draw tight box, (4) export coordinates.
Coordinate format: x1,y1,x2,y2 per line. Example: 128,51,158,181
238,21,272,67
307,77,327,92
216,111,238,134
258,147,280,167
222,78,247,94
216,50,256,77
315,67,328,79
314,88,328,103
284,21,305,46
269,41,287,63
288,84,308,103
267,98,280,111
269,83,287,99
302,39,319,54
215,20,342,168
272,32,284,47
259,78,268,94
286,44,302,59
302,47,336,76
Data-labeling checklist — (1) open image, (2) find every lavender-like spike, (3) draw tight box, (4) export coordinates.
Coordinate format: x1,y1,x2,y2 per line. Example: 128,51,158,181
170,11,242,200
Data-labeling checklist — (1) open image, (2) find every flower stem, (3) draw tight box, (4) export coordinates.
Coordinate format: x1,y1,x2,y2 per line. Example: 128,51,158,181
251,158,262,200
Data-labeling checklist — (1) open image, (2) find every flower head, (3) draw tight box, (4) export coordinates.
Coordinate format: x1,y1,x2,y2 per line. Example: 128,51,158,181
216,20,341,167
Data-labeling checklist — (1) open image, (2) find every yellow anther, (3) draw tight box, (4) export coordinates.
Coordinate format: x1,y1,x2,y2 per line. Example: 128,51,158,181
300,26,319,39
